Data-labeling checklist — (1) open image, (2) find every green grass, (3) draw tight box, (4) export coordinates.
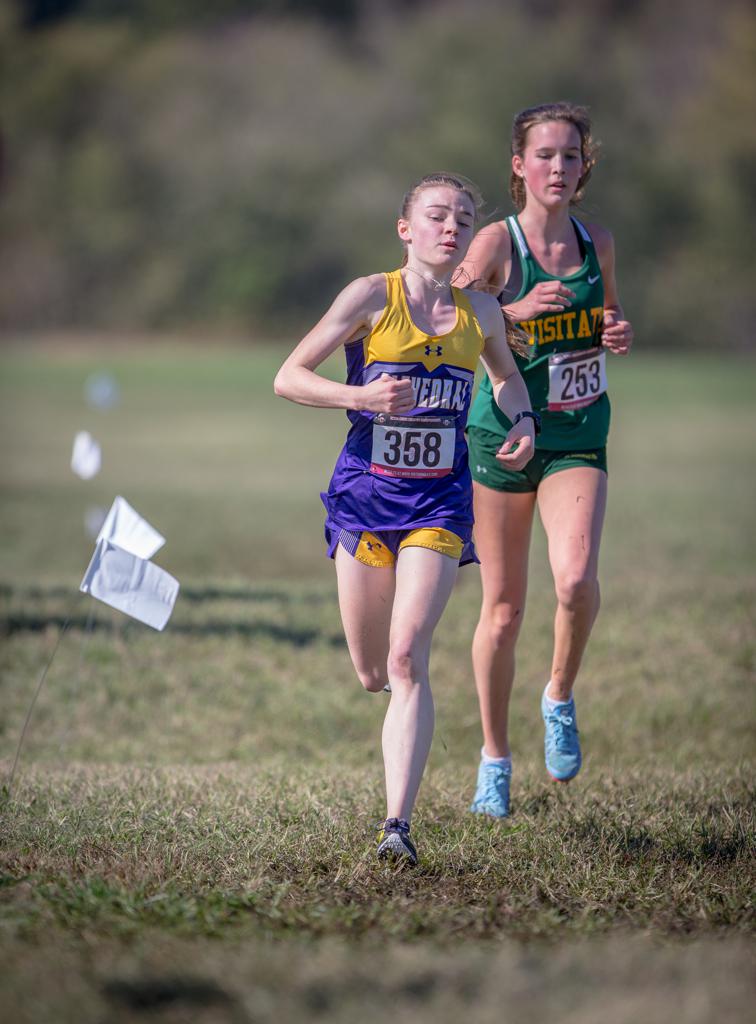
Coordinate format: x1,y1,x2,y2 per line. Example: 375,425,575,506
1,340,755,1022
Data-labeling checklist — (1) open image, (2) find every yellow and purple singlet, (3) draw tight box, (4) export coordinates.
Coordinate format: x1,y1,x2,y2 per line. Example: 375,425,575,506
322,269,485,565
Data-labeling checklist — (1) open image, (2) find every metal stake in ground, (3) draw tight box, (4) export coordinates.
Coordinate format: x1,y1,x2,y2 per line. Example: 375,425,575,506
6,617,72,795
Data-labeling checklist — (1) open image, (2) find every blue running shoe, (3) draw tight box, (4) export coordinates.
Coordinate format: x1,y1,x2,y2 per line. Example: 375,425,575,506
376,818,418,866
469,759,512,818
541,693,582,781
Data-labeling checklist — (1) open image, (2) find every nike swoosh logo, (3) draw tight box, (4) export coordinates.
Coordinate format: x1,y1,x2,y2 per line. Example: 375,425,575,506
588,274,600,284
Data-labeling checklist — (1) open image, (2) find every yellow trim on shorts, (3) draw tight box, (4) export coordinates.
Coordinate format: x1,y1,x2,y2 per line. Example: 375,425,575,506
352,527,464,567
353,531,395,568
398,527,464,561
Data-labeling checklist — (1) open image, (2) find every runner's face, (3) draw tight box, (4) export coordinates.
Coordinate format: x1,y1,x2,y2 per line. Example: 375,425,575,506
514,121,583,209
398,186,476,270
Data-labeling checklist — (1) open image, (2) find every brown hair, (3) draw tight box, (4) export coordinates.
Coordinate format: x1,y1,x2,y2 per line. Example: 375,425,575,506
510,102,598,211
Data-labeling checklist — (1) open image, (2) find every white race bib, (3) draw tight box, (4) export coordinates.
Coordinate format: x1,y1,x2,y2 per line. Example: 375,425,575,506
548,348,607,411
370,414,455,479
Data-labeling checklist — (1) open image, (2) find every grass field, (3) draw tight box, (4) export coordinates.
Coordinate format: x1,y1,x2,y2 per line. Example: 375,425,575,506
1,340,755,1023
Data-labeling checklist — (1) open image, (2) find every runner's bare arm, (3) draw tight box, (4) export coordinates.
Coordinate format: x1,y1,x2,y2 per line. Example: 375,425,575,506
472,292,535,470
588,223,633,356
274,276,415,413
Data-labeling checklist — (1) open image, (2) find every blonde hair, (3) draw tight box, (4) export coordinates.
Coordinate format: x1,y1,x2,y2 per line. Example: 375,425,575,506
399,172,483,224
510,102,598,211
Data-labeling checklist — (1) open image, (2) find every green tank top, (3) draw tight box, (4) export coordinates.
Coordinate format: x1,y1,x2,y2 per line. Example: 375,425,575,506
468,215,610,450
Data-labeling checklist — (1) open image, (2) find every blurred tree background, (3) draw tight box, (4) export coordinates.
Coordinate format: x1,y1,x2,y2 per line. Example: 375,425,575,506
1,0,754,347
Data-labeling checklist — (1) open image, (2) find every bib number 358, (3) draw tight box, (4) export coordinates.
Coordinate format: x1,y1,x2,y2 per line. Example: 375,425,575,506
370,414,455,479
547,348,607,411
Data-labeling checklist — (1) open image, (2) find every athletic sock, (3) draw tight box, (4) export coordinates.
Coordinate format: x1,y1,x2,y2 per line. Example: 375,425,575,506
543,683,572,713
481,747,511,769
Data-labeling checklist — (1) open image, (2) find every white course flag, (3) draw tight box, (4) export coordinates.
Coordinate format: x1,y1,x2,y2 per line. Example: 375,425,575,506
71,431,102,480
97,495,165,559
80,540,179,631
85,371,120,410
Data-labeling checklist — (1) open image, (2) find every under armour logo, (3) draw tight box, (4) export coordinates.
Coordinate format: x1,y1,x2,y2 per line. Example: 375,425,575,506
365,541,382,552
425,344,443,356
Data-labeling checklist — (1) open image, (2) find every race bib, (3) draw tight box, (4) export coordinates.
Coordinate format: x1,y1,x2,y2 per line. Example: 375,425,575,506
548,348,607,411
370,414,455,479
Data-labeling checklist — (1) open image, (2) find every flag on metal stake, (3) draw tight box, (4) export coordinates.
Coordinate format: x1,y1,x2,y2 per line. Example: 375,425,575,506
80,539,179,632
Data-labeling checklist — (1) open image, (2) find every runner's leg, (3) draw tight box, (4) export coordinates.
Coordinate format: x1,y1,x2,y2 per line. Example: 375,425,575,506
537,467,607,701
382,545,458,822
335,544,395,692
472,482,536,757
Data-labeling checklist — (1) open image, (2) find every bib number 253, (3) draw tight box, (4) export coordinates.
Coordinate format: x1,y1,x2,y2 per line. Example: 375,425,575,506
547,348,607,411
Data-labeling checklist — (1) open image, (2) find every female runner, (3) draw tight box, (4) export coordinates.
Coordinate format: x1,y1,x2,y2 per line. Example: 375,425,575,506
274,173,536,863
457,104,634,817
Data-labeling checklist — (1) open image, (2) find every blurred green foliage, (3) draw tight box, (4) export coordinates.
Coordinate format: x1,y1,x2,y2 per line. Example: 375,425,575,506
1,0,755,346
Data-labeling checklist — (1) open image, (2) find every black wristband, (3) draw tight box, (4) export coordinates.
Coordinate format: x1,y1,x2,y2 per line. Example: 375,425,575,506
513,410,541,436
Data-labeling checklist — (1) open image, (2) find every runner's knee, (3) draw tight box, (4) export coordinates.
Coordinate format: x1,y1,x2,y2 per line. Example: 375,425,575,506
554,574,599,614
387,642,427,688
480,601,524,649
354,663,389,692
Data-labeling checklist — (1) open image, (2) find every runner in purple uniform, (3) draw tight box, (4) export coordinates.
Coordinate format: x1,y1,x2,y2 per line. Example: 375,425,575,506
274,174,536,864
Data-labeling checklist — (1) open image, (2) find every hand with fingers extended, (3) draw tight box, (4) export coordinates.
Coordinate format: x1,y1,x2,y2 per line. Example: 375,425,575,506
360,372,416,414
495,419,536,471
505,281,576,321
601,310,633,355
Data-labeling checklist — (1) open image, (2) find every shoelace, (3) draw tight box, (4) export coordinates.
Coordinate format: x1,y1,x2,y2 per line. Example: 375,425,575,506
479,763,510,802
545,711,577,752
375,817,410,836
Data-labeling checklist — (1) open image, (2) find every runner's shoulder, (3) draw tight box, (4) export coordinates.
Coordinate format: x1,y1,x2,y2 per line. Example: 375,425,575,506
336,273,389,317
455,220,512,293
469,219,513,260
579,220,614,258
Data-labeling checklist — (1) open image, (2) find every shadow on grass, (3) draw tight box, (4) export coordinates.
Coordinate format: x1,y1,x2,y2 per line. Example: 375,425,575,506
568,815,752,866
103,976,246,1021
1,613,344,647
0,583,330,605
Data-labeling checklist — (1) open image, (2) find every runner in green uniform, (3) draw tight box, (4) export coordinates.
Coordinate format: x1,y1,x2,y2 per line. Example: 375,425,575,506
456,102,633,815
